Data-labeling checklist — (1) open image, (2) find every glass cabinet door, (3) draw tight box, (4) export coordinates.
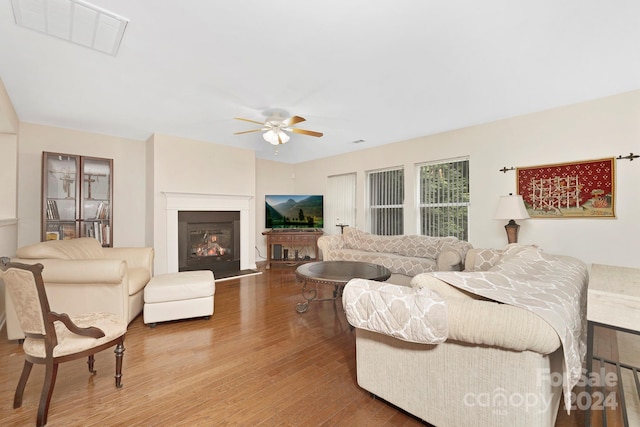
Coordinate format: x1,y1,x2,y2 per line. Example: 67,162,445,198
42,152,80,241
41,152,113,246
80,156,113,246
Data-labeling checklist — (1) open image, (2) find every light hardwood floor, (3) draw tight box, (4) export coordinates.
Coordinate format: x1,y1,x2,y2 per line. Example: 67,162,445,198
0,265,628,426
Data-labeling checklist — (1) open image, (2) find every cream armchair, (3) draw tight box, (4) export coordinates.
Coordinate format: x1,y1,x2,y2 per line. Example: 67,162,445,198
6,237,154,341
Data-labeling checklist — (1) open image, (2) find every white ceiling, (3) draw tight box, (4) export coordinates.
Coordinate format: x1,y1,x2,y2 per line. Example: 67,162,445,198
1,0,640,164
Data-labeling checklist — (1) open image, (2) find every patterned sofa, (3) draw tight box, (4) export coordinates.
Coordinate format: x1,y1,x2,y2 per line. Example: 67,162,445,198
317,227,472,284
342,245,589,427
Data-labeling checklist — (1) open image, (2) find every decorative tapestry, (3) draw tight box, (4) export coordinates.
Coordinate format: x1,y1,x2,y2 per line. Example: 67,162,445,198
516,158,615,218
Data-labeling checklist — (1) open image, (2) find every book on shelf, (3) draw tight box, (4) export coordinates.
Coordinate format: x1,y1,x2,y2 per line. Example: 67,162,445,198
85,223,95,238
46,199,60,220
86,222,110,246
103,224,110,246
45,231,59,241
95,201,109,220
61,224,76,240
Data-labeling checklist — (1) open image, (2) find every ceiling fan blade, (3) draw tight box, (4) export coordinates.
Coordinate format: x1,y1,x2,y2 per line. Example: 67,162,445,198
233,129,262,135
234,117,265,125
290,128,323,137
284,115,306,126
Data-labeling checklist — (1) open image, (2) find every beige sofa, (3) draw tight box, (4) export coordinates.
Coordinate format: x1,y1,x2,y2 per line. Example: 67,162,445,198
342,245,589,427
6,237,154,340
318,227,472,284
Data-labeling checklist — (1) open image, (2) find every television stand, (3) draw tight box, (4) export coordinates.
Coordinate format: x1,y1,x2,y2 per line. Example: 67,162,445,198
262,229,323,269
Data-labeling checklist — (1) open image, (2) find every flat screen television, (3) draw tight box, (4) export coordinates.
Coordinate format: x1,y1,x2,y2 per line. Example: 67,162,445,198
265,195,324,229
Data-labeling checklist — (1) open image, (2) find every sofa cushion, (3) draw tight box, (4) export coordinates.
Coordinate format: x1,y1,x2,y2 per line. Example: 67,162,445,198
410,274,560,353
343,228,415,256
330,249,437,276
343,227,405,254
16,237,105,260
396,235,442,258
342,228,467,261
446,298,561,354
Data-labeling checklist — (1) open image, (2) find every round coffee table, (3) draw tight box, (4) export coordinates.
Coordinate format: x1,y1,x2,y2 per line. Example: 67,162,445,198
295,261,391,313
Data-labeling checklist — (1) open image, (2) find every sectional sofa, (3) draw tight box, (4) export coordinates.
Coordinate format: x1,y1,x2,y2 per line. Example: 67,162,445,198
342,245,589,427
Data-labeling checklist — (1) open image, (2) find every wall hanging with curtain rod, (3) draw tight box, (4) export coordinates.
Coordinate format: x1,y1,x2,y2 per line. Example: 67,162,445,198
499,152,638,173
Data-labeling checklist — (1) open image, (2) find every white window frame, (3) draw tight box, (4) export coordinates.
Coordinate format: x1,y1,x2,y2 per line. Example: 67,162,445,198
416,156,470,240
366,166,404,235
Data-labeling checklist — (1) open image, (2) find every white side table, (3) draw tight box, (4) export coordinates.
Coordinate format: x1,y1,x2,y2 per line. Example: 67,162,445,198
586,263,640,427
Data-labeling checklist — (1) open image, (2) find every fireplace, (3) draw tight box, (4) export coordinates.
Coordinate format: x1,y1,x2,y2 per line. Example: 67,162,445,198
162,192,253,275
178,210,240,276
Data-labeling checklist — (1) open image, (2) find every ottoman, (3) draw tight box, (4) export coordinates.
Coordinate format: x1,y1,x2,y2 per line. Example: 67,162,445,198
143,270,215,327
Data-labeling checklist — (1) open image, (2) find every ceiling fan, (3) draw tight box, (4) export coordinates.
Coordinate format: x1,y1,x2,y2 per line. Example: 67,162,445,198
234,109,323,145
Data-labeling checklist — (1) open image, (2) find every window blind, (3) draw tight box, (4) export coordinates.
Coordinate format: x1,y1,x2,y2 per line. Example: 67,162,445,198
417,158,469,240
367,167,404,235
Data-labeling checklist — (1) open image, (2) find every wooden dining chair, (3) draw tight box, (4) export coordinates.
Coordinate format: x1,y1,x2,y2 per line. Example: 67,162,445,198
0,257,127,427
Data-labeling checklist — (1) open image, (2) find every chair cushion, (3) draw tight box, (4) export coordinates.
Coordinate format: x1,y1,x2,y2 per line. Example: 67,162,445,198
22,312,126,358
16,238,105,260
144,271,215,303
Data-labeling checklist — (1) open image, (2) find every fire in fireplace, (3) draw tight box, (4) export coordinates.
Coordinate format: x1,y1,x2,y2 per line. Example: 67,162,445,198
178,211,240,275
189,223,232,260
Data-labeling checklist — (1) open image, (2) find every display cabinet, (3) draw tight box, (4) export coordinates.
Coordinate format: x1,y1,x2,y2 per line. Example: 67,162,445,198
42,151,113,247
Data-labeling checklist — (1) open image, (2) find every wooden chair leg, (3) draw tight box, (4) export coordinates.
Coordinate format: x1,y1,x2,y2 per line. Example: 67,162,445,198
13,360,33,409
87,354,96,374
114,340,125,388
37,362,59,427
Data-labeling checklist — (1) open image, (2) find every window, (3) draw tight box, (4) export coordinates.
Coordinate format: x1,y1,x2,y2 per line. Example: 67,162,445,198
418,157,469,240
326,173,357,235
367,167,404,235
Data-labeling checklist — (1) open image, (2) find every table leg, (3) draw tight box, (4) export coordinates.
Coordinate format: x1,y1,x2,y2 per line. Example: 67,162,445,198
585,321,594,427
296,280,345,313
296,279,317,313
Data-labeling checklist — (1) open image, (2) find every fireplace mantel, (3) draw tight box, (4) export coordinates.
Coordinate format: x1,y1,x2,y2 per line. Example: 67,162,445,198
164,192,253,273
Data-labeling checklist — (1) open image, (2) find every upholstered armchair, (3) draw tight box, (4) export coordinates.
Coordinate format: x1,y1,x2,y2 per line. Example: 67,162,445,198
1,258,126,427
6,237,154,340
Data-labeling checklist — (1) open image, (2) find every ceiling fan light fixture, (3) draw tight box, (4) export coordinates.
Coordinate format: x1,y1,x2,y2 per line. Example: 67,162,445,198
235,111,320,150
263,129,289,145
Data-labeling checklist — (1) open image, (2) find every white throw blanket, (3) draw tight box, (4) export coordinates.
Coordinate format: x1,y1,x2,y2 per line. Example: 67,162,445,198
432,245,589,412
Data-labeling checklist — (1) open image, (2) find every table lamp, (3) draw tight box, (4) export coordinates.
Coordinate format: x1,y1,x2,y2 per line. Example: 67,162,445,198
494,194,530,244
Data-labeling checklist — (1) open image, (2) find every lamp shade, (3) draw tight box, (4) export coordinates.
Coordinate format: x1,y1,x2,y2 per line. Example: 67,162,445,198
263,130,290,145
494,194,530,220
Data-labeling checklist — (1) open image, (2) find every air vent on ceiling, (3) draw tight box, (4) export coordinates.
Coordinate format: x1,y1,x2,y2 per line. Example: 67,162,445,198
10,0,129,56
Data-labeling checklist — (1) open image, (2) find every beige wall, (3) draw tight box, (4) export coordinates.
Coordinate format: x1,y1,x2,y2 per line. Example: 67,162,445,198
282,90,640,268
148,133,257,274
0,79,20,330
254,159,296,261
0,77,18,134
0,78,18,224
0,133,18,219
17,123,148,248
